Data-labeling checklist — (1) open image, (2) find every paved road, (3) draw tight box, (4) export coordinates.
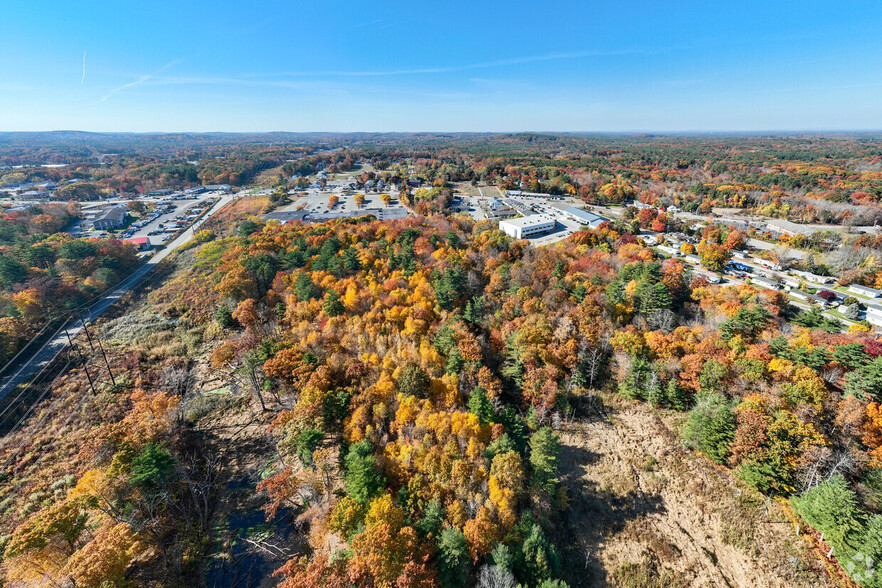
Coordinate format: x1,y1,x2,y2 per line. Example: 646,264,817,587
0,192,239,401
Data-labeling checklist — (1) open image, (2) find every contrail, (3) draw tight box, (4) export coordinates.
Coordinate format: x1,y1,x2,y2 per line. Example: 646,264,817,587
81,51,86,85
96,58,181,104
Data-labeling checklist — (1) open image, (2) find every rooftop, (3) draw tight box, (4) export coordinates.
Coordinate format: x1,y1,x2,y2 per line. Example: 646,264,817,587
499,215,556,228
564,207,608,224
93,206,126,222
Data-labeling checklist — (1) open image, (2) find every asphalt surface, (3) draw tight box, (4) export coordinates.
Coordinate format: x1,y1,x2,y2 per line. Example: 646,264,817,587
0,192,239,401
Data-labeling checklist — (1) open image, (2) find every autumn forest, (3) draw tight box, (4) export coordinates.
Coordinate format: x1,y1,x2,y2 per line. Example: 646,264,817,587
3,133,882,587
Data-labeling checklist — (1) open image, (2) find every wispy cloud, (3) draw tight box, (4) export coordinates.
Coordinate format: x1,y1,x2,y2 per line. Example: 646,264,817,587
245,49,640,78
81,51,86,85
96,59,182,103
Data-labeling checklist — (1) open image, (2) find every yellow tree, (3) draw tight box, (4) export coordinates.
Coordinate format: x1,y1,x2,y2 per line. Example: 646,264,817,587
63,521,146,586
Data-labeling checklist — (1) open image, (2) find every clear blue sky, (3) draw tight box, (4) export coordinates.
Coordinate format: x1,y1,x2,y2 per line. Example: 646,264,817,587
3,0,882,132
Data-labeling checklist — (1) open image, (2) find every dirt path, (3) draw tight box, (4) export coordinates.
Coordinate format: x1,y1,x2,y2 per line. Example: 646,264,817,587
193,392,298,588
556,400,829,587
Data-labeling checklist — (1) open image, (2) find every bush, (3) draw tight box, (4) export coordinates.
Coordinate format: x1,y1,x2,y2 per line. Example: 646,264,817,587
215,303,239,329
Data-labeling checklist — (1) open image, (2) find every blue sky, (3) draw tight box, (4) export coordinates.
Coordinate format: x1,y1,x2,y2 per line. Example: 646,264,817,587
2,0,882,132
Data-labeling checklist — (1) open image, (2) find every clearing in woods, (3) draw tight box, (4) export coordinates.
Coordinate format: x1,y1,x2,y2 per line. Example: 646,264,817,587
557,395,830,587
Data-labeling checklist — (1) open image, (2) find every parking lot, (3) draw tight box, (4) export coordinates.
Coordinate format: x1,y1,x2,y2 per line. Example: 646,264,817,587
124,195,219,246
269,188,410,222
454,192,588,246
66,191,224,245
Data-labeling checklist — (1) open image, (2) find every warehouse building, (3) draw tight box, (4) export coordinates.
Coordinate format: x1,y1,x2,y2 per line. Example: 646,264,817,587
498,215,556,239
563,207,609,229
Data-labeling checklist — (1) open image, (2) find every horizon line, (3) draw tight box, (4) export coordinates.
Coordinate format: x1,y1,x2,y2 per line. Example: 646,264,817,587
4,129,882,136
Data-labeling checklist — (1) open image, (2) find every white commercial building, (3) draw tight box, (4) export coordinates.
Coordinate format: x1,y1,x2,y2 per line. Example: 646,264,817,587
562,207,609,229
499,215,556,239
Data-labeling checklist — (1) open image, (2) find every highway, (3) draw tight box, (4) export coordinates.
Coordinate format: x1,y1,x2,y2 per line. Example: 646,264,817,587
0,191,240,401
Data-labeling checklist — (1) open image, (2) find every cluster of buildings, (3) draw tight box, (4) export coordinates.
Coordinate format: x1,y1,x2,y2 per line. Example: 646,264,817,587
497,206,610,240
0,179,80,200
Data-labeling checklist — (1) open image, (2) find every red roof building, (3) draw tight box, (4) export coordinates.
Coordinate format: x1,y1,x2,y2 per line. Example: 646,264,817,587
122,237,150,250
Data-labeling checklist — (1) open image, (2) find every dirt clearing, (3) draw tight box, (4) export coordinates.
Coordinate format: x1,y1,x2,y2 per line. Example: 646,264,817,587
556,398,829,587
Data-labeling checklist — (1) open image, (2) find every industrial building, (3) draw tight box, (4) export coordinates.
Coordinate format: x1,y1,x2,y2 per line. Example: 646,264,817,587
562,207,609,229
498,216,556,239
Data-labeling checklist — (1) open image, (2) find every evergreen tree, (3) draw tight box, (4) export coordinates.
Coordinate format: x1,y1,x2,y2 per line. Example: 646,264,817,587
214,303,238,329
416,500,444,537
698,359,728,393
666,379,690,411
833,342,871,370
468,387,496,425
518,523,561,586
294,428,324,465
398,364,431,399
792,475,866,558
445,347,465,375
437,527,470,588
344,440,384,504
529,427,560,495
845,357,882,401
681,393,735,464
130,443,176,494
323,291,345,317
342,246,361,271
646,371,665,407
294,272,319,301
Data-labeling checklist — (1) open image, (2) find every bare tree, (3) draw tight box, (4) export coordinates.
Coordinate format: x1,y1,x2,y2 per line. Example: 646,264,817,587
160,365,195,396
799,446,859,491
477,565,517,588
647,309,676,332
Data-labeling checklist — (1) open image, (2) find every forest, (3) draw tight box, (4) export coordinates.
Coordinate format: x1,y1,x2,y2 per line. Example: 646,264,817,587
4,134,882,586
0,203,142,365
0,208,877,586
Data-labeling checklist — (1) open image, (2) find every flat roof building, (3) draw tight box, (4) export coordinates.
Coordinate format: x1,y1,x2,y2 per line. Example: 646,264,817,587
563,207,609,229
656,245,680,257
18,190,50,199
791,290,825,305
147,189,174,197
499,215,556,239
866,305,882,326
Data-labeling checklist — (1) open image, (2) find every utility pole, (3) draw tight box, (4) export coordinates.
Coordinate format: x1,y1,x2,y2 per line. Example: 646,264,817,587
82,320,116,387
65,327,96,395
